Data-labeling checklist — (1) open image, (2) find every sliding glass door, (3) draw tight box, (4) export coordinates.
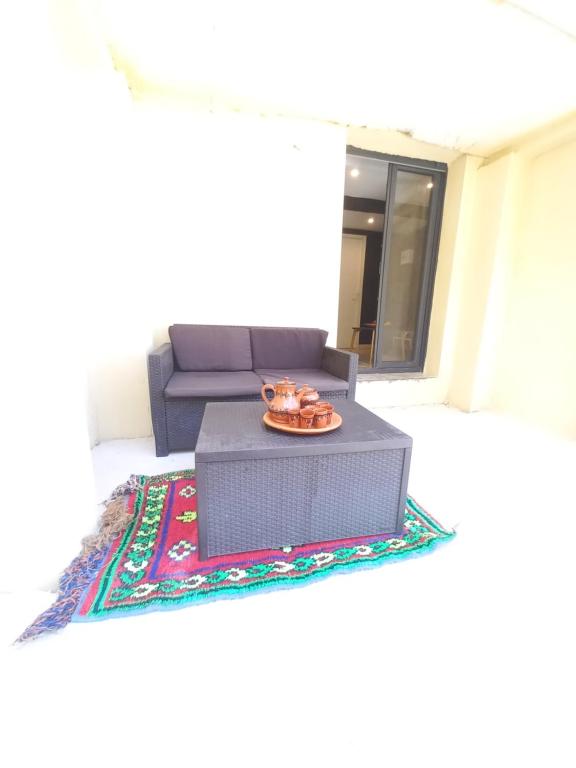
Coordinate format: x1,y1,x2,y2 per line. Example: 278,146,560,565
374,162,445,371
340,149,445,372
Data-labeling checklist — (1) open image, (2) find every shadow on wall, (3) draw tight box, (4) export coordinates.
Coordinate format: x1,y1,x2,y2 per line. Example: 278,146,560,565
89,354,152,441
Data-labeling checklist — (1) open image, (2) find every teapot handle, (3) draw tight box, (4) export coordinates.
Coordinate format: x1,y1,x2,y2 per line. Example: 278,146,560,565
261,384,275,408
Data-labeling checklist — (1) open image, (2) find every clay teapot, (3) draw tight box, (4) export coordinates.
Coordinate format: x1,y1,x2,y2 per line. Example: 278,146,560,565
298,386,320,408
261,377,315,423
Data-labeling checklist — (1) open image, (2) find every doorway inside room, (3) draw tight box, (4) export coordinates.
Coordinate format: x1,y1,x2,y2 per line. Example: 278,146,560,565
338,148,446,372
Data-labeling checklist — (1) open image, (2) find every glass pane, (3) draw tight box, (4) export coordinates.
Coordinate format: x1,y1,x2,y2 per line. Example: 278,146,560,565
378,170,433,364
338,154,388,368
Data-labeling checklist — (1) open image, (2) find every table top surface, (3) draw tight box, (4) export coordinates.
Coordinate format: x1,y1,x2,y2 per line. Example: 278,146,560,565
196,401,412,462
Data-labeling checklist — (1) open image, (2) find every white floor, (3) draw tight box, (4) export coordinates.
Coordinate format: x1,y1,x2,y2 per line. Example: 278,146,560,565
2,405,575,767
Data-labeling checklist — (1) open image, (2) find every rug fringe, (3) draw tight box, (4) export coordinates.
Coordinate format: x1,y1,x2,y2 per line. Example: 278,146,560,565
15,475,146,644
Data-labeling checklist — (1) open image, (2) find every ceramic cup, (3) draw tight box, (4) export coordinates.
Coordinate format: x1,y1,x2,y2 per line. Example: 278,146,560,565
287,408,301,428
315,401,334,424
299,407,315,429
313,407,329,428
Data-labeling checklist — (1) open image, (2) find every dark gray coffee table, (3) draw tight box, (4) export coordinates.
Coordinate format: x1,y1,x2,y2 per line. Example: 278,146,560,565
195,401,412,560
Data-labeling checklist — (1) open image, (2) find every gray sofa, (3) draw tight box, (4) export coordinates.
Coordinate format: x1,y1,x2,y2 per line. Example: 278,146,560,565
148,324,358,456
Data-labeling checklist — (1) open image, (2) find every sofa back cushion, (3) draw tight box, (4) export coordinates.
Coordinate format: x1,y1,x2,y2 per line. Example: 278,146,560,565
169,325,253,372
250,327,328,369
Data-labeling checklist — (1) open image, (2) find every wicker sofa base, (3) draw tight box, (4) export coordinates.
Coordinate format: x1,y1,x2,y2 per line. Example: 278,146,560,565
158,390,348,456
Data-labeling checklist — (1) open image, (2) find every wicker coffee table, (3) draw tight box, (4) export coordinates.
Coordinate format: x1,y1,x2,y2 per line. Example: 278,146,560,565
195,401,412,560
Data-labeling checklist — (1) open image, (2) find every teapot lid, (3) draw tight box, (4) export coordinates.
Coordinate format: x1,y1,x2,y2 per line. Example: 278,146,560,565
277,376,295,385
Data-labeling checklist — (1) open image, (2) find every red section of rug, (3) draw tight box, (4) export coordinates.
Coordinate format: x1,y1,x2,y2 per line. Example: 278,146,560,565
17,470,454,640
75,471,453,622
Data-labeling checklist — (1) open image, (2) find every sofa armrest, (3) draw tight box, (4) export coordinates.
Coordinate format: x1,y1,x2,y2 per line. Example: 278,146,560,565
148,343,174,391
321,346,358,400
147,344,174,456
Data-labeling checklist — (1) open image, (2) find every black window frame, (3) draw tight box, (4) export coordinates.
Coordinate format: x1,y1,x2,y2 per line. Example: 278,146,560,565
344,146,447,374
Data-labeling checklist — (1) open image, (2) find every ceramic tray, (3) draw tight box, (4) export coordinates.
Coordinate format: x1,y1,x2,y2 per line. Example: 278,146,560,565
263,410,342,435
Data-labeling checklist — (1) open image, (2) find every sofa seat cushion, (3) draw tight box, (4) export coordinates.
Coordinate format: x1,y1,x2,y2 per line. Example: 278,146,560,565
165,371,263,398
250,327,328,369
169,325,252,372
255,369,349,392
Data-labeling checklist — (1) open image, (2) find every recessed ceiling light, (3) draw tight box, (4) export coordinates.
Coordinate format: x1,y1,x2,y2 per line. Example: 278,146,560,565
367,217,375,224
426,182,434,189
350,168,360,178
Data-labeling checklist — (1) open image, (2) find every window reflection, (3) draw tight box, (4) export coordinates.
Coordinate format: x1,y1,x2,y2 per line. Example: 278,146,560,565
338,153,438,370
378,171,432,363
339,155,388,367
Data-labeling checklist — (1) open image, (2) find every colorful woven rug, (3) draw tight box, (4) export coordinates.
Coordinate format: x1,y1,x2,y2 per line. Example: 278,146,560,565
18,470,455,641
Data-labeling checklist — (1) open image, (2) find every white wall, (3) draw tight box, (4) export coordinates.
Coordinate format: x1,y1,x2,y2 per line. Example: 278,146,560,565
0,2,129,589
439,116,576,439
86,106,348,440
449,153,520,411
491,138,576,438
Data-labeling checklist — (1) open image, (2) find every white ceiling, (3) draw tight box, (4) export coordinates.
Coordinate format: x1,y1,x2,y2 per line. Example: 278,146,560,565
99,0,576,155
